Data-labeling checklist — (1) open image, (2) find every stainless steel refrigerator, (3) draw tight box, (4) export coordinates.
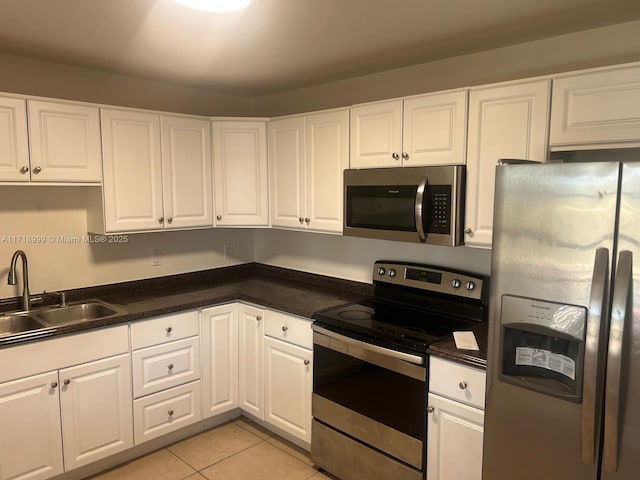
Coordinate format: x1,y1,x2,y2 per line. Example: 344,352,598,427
483,161,640,479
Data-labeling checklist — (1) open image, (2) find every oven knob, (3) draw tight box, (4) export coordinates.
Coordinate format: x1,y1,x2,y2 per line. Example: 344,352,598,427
451,279,461,289
465,281,476,291
388,269,397,278
377,267,386,276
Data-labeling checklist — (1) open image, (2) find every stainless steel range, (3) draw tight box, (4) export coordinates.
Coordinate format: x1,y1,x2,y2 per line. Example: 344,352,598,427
311,261,488,480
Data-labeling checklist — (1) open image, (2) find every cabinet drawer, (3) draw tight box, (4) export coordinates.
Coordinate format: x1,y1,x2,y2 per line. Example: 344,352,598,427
133,380,202,445
429,356,486,410
264,310,312,350
130,310,199,350
132,337,200,398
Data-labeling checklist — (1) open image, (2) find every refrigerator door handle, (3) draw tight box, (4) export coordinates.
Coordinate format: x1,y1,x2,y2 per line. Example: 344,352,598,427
603,250,633,472
582,248,610,464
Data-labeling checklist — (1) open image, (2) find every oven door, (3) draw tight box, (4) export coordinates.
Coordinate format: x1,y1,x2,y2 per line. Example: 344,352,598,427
311,325,427,479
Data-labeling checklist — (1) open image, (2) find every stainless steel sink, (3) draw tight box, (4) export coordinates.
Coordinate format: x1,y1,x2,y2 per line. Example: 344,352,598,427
34,301,122,326
0,314,45,337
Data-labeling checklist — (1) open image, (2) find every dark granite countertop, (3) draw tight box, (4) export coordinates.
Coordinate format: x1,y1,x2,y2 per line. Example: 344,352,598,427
0,262,489,369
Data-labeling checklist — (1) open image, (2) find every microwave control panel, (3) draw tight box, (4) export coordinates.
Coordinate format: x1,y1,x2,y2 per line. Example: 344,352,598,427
427,185,451,234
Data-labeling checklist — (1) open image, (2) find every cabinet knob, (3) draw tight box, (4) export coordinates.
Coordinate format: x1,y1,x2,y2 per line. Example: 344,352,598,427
256,315,262,322
282,325,288,332
167,217,173,224
20,166,29,174
459,381,468,390
158,217,164,224
392,152,400,160
298,217,304,224
464,227,472,235
51,381,58,389
304,218,310,224
217,215,222,221
168,364,174,371
304,359,310,366
427,405,435,413
63,379,71,386
402,152,409,160
166,326,173,334
168,410,174,416
33,166,42,174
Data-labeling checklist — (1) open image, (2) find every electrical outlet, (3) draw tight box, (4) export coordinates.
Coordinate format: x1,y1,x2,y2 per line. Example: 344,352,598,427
223,243,233,259
151,250,162,266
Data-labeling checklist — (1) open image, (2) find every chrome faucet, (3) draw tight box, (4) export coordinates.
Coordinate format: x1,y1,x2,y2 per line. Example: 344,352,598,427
8,250,31,311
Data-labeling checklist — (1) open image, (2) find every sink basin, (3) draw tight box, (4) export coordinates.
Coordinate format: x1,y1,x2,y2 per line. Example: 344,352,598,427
34,301,122,326
0,314,45,337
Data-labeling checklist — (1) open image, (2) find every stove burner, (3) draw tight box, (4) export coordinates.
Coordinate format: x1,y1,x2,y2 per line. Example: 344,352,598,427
338,310,373,321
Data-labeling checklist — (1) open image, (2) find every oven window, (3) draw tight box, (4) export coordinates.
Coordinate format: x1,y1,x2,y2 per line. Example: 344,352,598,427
346,185,417,231
313,344,426,440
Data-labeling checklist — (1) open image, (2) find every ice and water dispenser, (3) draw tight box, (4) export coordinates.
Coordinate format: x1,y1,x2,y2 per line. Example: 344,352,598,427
499,295,587,402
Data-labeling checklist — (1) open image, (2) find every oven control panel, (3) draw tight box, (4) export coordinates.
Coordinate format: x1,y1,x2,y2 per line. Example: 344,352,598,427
373,261,486,300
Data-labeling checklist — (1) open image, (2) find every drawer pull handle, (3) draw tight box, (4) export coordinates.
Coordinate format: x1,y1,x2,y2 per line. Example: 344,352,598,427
63,379,71,386
282,325,288,332
51,382,58,389
459,381,468,390
168,410,174,416
166,327,173,334
427,405,435,413
304,360,310,366
168,364,174,371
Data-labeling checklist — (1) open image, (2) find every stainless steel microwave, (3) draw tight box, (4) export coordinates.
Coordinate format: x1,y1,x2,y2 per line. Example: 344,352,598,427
343,166,465,246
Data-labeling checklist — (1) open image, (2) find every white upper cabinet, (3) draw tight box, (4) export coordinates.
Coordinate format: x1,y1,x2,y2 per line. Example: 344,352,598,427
0,95,29,182
101,108,165,232
269,115,306,229
160,115,213,229
27,100,102,182
212,120,269,226
99,108,213,233
350,90,467,168
305,109,349,233
465,79,550,248
550,64,640,148
269,109,348,233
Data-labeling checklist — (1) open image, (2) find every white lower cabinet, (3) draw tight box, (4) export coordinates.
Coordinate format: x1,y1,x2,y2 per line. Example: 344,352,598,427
427,357,486,480
264,336,312,444
201,303,239,418
238,304,265,420
0,326,132,480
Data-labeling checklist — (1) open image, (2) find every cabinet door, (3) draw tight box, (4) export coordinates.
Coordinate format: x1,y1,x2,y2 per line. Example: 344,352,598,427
238,304,264,420
269,116,306,229
550,65,640,146
465,80,550,247
27,100,102,182
427,393,484,480
160,115,213,229
403,90,468,166
213,121,269,226
305,109,349,233
101,108,164,232
201,304,239,418
0,371,63,480
350,99,402,168
0,96,29,182
264,336,312,444
59,354,133,471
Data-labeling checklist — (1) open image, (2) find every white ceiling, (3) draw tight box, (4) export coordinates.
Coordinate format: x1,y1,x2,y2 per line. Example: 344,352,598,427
0,0,639,97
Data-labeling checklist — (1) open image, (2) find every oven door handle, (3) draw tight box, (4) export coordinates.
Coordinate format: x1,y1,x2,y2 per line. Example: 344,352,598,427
415,175,429,243
312,324,425,366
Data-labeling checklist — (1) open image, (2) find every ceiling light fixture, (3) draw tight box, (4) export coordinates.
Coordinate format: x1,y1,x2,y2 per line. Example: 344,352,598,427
174,0,251,13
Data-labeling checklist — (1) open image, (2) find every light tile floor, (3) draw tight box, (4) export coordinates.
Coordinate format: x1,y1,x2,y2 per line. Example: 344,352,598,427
89,417,334,480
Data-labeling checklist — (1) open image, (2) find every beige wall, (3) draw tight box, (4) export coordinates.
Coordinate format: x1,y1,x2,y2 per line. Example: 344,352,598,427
0,186,253,299
254,20,640,116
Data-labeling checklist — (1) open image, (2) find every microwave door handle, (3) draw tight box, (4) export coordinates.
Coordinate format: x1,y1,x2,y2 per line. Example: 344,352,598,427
582,248,610,464
603,250,633,472
415,175,429,243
